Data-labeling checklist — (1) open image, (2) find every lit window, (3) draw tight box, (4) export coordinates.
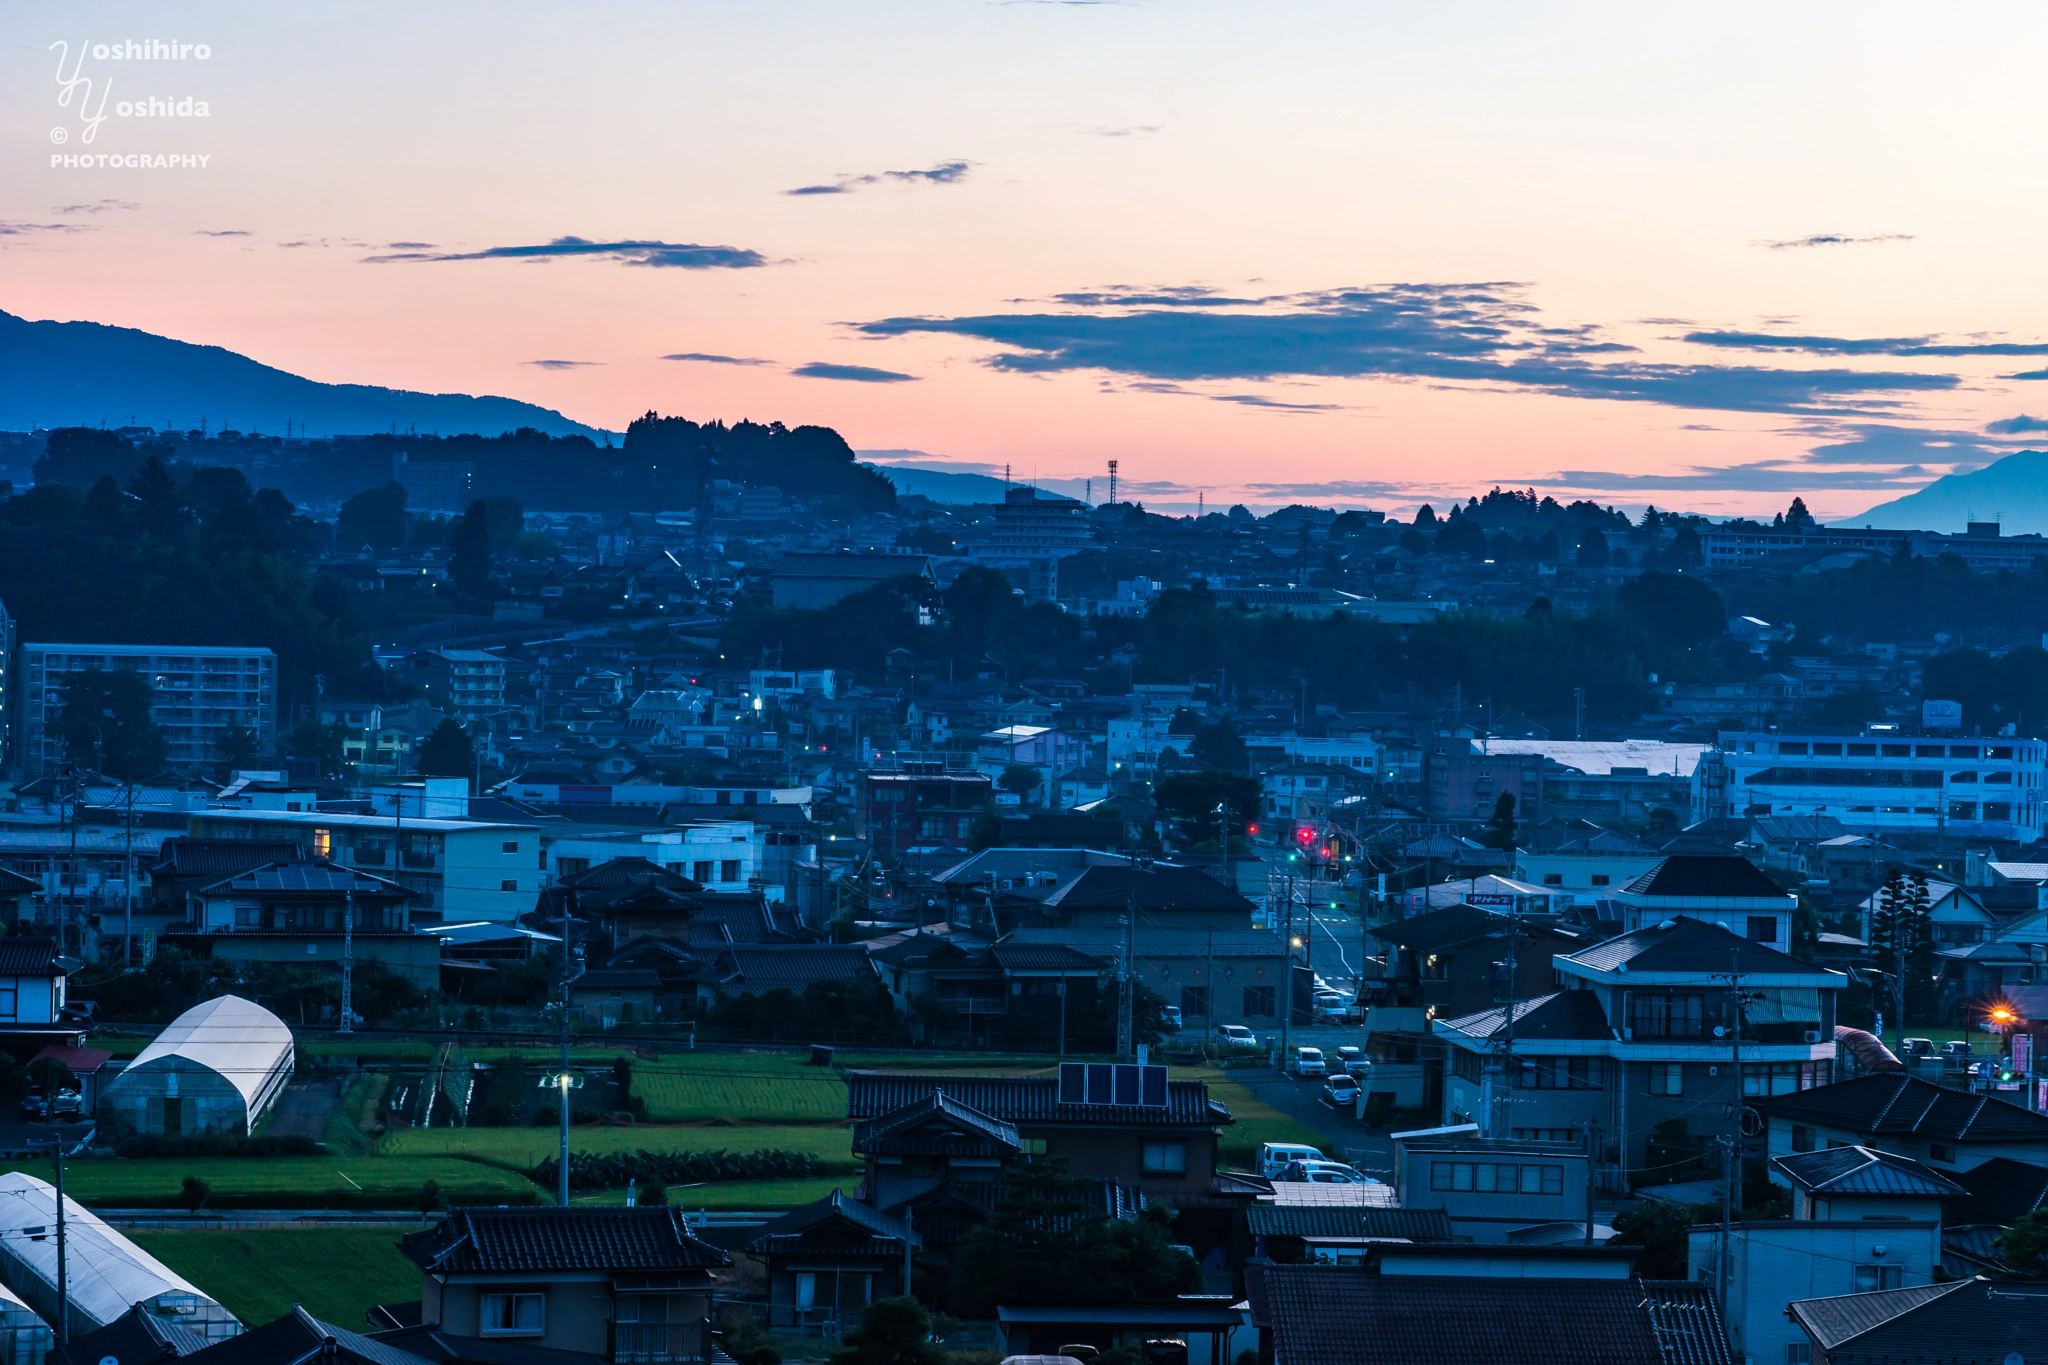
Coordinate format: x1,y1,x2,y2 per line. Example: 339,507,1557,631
480,1293,545,1335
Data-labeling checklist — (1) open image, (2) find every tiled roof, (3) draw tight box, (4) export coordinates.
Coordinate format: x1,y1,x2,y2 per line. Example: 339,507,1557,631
1621,855,1790,900
196,861,412,898
399,1207,728,1275
150,838,305,877
1372,905,1582,954
716,945,877,994
0,938,59,976
558,856,701,892
1039,864,1253,914
991,943,1111,971
746,1188,918,1255
1260,1264,1666,1365
1436,990,1614,1042
1560,915,1825,978
1755,1074,2048,1143
1787,1278,2034,1363
845,1072,1229,1129
1771,1145,1967,1199
1639,1281,1734,1365
1244,1205,1453,1241
1948,1157,2048,1226
854,1089,1022,1158
189,1305,432,1365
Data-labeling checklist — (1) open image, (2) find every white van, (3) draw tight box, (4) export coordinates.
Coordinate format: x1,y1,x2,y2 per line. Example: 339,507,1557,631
1293,1046,1326,1077
1260,1141,1328,1179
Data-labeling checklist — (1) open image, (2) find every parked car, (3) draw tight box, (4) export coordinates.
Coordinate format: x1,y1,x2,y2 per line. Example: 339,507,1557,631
49,1090,81,1119
1279,1160,1377,1184
1333,1046,1365,1074
1214,1024,1259,1049
1260,1142,1329,1178
1899,1037,1935,1058
1321,1073,1361,1107
1160,1005,1183,1033
16,1090,44,1119
1293,1046,1327,1077
1940,1041,1973,1064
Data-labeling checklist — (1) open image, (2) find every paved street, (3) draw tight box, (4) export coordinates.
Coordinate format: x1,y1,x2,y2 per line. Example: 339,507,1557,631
1225,1058,1397,1181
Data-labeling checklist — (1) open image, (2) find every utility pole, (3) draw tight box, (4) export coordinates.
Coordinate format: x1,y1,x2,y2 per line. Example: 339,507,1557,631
339,887,354,1034
52,1140,67,1348
1583,1120,1597,1246
123,778,136,967
557,889,583,1206
1493,908,1522,1139
1117,866,1135,1061
1280,873,1294,1065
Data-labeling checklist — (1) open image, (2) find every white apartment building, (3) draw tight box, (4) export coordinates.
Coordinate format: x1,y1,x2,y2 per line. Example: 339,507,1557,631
541,823,762,892
20,643,277,775
1698,729,2048,842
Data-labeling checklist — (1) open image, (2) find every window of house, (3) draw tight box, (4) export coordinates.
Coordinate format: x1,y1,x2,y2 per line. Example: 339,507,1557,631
1792,1125,1816,1153
1929,1143,1955,1163
1748,917,1778,942
1429,1161,1562,1194
795,1273,817,1309
1244,985,1276,1017
1180,986,1209,1018
558,857,590,876
1853,1265,1903,1292
1648,1063,1683,1096
1787,1346,1811,1364
1633,994,1704,1039
1452,1049,1483,1083
721,860,741,882
1543,873,1564,886
1590,874,1610,886
502,841,520,854
501,879,518,891
480,1293,545,1336
1142,1142,1188,1174
692,861,713,882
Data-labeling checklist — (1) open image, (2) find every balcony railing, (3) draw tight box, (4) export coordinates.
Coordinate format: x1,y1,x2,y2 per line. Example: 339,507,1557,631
401,850,437,869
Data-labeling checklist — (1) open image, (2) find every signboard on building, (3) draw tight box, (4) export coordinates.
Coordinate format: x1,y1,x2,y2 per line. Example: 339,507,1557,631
1922,699,1964,731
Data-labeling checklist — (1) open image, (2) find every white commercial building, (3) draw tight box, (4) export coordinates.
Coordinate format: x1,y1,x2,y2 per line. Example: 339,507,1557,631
1698,730,2048,842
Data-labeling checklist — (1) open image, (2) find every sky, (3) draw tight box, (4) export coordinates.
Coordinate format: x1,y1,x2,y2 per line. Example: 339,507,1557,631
6,2,2048,519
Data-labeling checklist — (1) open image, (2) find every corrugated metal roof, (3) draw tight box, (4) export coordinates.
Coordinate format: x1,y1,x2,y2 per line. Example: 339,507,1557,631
1246,1205,1452,1240
1771,1145,1967,1198
1757,1074,2048,1143
845,1072,1228,1129
1639,1281,1734,1365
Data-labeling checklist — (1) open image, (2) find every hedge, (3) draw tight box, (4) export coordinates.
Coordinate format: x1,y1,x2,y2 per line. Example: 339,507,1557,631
534,1148,822,1192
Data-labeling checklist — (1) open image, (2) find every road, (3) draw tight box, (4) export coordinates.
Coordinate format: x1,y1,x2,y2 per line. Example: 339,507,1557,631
1226,1055,1396,1182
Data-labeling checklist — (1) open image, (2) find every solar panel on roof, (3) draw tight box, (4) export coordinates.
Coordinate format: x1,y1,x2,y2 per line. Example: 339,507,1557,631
1059,1062,1168,1107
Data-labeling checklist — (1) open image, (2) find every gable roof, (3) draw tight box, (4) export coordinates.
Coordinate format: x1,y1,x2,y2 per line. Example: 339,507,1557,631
1244,1205,1453,1241
0,938,60,977
1788,1277,2048,1365
1638,1281,1735,1365
1258,1264,1666,1365
1948,1156,2048,1226
399,1207,728,1275
1558,915,1833,980
186,1305,431,1365
1756,1074,2048,1144
193,861,415,900
1038,863,1253,915
1371,904,1580,954
150,838,306,878
1620,854,1791,900
746,1188,919,1255
853,1089,1023,1158
711,945,876,994
1435,990,1614,1044
1771,1145,1969,1199
845,1072,1230,1130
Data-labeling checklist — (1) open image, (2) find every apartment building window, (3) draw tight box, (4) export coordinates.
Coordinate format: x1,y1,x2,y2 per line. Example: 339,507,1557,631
1142,1142,1188,1174
1647,1063,1684,1096
1590,874,1610,886
557,857,590,876
1515,1056,1603,1090
1633,993,1704,1039
1743,1061,1827,1096
1180,986,1209,1018
1543,874,1564,886
720,859,741,882
1452,1048,1483,1083
500,879,518,891
1853,1264,1903,1292
480,1293,545,1336
1243,985,1276,1017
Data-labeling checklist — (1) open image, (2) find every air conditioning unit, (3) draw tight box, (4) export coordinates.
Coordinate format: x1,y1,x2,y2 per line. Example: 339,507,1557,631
1803,1029,1824,1045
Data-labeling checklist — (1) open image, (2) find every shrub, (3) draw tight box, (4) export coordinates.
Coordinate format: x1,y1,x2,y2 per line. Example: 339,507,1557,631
180,1175,211,1215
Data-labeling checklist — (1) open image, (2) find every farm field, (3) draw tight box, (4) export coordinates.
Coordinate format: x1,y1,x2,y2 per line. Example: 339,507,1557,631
19,1156,537,1208
1184,1066,1335,1169
379,1122,856,1170
567,1175,847,1208
622,1053,850,1122
131,1227,425,1329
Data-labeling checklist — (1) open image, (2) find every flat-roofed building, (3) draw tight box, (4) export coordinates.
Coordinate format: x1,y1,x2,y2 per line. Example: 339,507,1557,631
20,642,277,774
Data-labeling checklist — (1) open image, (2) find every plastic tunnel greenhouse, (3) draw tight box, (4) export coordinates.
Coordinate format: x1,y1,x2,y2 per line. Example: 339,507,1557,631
0,1173,241,1343
97,994,294,1138
0,1279,50,1365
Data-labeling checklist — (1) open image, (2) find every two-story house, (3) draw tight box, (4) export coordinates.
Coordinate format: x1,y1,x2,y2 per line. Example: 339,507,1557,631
1433,916,1845,1168
398,1207,727,1364
166,860,436,989
1754,1073,2048,1176
1692,1145,1964,1365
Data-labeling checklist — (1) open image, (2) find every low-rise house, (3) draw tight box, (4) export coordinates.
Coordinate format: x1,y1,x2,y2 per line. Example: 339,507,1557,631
1754,1073,2048,1175
1789,1276,2048,1365
696,944,879,1003
1390,1127,1592,1243
1514,827,1661,905
0,938,69,1037
165,861,435,990
398,1207,728,1363
1693,1145,1963,1365
743,1189,919,1338
569,968,662,1024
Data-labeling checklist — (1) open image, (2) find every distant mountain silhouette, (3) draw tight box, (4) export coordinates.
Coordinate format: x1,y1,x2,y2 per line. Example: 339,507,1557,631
1852,449,2048,534
0,309,607,439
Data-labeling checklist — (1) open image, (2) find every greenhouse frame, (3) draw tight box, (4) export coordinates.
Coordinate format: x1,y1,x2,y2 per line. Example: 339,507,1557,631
97,994,294,1137
0,1279,51,1365
0,1173,241,1343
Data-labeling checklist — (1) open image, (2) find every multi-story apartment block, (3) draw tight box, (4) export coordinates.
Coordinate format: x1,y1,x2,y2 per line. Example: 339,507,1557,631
1697,729,2048,842
393,649,508,722
20,643,277,774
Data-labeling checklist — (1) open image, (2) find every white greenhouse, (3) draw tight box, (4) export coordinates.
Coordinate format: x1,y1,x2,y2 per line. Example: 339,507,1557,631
0,1279,51,1365
97,995,294,1137
0,1173,241,1342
